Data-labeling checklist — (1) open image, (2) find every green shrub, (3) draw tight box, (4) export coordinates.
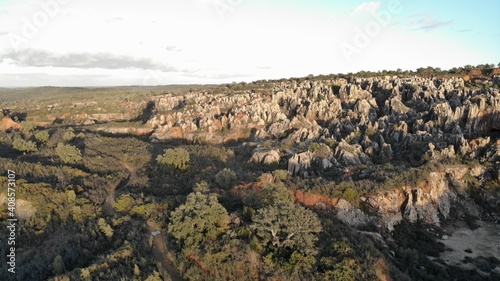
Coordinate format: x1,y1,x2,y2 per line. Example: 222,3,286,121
63,131,76,142
168,192,229,247
35,131,50,143
56,143,82,164
215,168,237,189
113,194,135,213
19,121,36,135
337,181,359,204
156,147,190,170
13,138,38,153
325,138,337,149
243,184,294,210
272,169,289,182
98,218,114,238
342,187,359,203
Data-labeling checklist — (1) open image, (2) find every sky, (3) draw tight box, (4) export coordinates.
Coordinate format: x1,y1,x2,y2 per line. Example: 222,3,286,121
0,0,498,87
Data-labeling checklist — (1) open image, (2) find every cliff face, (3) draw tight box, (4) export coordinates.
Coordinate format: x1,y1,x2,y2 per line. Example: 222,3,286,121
365,166,471,230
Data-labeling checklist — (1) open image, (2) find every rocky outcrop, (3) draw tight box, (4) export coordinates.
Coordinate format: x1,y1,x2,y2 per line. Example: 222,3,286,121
365,166,470,230
250,149,281,165
143,76,498,173
288,151,314,175
335,199,370,227
335,140,372,166
93,126,153,135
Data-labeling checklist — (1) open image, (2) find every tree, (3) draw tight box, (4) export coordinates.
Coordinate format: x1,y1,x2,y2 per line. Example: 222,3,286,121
55,143,82,164
52,255,66,275
19,121,36,135
215,168,237,189
113,194,135,213
35,130,50,143
156,147,190,171
243,184,294,210
13,138,38,153
168,192,229,247
251,201,322,256
272,169,289,182
62,131,76,142
98,218,114,238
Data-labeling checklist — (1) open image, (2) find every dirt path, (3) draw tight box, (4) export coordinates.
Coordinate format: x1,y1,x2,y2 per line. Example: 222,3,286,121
107,161,183,280
120,160,137,177
147,221,184,281
104,161,136,210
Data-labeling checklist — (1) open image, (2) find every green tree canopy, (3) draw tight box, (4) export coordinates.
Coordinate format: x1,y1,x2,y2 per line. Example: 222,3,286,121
243,184,294,210
215,168,237,189
52,255,66,275
55,143,82,164
35,130,50,143
251,201,322,256
19,121,36,135
63,131,76,142
168,192,229,248
156,147,190,171
13,138,38,153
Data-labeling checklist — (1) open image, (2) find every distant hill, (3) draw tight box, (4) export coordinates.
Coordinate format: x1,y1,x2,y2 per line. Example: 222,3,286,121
0,85,213,103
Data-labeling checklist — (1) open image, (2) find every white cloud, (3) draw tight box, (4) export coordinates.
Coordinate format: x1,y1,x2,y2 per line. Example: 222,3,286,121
407,14,453,31
352,2,380,14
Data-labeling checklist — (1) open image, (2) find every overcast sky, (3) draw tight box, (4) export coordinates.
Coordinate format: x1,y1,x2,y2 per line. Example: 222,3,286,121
0,0,499,87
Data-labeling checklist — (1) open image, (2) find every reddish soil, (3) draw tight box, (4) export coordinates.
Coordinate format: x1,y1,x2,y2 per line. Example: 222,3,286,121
0,117,20,131
293,190,339,209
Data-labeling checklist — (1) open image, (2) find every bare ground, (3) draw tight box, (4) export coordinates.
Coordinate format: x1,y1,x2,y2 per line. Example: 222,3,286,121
147,221,184,281
438,221,500,270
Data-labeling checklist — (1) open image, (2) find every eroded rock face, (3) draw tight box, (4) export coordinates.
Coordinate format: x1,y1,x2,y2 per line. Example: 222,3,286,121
250,149,281,165
366,166,469,230
335,199,370,227
143,76,498,172
288,151,314,175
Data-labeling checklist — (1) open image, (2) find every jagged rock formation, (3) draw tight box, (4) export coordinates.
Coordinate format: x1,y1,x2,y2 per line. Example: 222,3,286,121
143,77,498,172
250,148,281,165
364,166,471,230
288,151,314,175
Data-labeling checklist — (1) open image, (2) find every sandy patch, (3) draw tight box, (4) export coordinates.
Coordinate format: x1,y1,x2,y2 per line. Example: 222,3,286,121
439,221,500,269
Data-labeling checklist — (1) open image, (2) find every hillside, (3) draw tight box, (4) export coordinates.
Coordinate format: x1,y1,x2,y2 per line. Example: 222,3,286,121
0,72,499,281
